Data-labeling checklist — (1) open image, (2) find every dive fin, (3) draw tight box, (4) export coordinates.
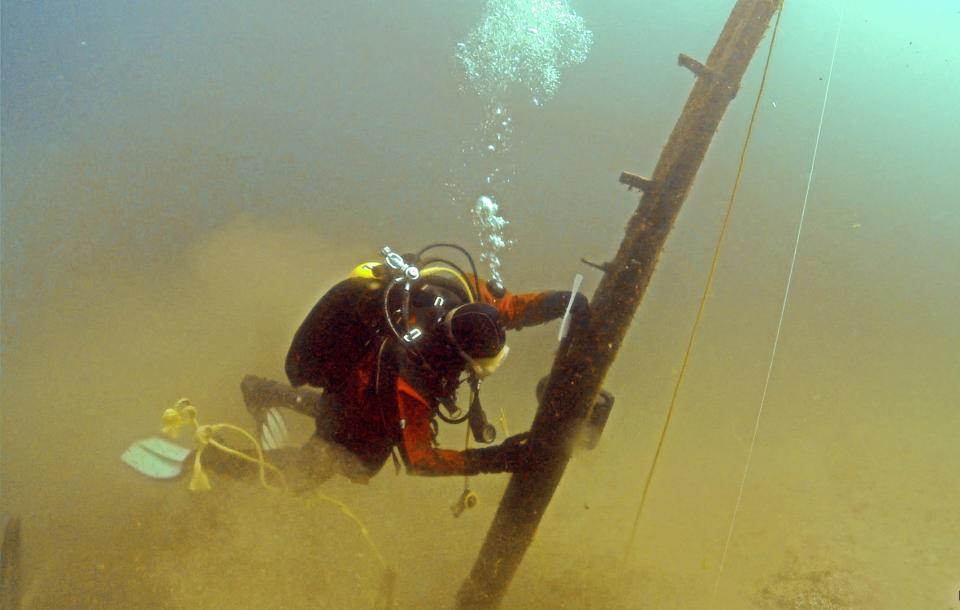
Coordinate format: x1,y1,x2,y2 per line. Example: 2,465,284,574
121,436,189,479
259,407,289,450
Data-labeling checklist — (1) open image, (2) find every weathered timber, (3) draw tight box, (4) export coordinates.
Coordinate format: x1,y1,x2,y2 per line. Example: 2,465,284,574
1,515,23,610
455,1,782,607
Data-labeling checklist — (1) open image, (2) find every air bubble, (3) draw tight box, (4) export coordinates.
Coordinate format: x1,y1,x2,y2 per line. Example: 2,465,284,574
456,0,593,104
455,0,592,282
473,195,512,282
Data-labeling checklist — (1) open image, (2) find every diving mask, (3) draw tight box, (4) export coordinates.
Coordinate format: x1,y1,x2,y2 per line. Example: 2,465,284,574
443,303,508,378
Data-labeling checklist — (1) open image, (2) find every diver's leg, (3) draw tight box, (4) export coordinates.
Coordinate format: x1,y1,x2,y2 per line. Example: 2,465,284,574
283,436,339,491
188,435,341,492
240,375,328,420
183,377,343,490
241,374,338,453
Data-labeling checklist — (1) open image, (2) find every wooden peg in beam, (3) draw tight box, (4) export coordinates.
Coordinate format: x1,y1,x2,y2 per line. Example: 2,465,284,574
619,171,656,193
678,53,711,78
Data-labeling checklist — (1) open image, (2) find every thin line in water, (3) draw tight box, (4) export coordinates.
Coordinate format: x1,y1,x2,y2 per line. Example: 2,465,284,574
710,2,846,604
620,3,785,571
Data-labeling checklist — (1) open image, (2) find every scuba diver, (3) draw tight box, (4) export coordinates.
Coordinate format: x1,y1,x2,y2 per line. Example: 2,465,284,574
124,244,609,490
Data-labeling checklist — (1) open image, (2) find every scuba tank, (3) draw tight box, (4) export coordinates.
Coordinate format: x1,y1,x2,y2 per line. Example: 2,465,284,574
285,273,389,393
285,244,501,444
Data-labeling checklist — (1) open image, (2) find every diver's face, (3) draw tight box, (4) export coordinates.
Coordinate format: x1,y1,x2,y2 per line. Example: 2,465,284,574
463,344,510,379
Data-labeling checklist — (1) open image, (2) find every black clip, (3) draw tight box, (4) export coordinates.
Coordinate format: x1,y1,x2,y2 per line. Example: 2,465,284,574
467,380,496,444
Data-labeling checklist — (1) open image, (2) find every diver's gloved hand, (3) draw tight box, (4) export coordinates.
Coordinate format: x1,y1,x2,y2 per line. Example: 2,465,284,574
541,291,589,321
463,433,532,474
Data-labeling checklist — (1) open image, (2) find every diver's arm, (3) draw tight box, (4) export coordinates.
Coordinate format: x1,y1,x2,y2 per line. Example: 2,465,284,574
483,284,589,331
395,379,529,476
395,378,469,476
456,273,585,330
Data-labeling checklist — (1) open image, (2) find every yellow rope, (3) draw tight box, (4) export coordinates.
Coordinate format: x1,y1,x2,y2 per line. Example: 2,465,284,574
163,400,286,491
305,490,396,609
161,398,395,608
310,490,388,569
622,4,785,567
205,428,286,490
461,422,473,498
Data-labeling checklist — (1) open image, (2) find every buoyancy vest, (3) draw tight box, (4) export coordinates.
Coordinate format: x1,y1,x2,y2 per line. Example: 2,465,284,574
285,269,471,394
285,276,388,392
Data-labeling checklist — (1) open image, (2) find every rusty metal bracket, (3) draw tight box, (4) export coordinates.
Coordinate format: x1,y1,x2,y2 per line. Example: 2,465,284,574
678,53,713,77
679,53,740,100
580,257,612,273
618,171,656,193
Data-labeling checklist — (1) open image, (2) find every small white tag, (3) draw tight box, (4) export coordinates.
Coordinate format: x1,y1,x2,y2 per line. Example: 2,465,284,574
558,273,584,341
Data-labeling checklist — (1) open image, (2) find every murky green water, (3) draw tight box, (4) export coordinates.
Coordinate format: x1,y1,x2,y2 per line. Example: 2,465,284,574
3,1,958,608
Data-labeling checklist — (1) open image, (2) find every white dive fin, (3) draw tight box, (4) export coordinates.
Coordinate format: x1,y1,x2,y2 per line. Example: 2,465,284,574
259,407,289,451
121,436,190,480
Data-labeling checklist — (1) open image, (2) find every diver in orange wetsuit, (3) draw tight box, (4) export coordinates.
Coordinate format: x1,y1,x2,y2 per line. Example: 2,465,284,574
209,245,594,488
281,261,589,483
340,279,579,479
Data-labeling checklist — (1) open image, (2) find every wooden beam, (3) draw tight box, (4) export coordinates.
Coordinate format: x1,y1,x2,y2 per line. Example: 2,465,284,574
1,515,23,610
455,1,782,607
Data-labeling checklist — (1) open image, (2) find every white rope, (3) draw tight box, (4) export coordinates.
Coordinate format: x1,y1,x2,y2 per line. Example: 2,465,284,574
710,2,846,602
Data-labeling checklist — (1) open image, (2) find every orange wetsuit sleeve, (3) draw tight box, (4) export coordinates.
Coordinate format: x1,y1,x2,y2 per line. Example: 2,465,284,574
469,274,567,331
395,377,468,476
